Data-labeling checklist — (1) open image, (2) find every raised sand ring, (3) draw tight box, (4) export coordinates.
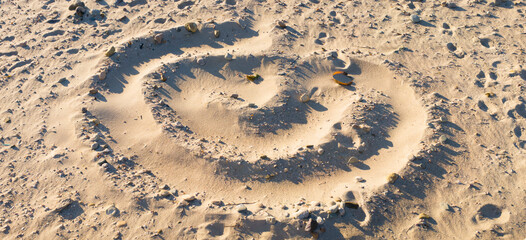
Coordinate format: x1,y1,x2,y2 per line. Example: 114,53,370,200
87,20,427,203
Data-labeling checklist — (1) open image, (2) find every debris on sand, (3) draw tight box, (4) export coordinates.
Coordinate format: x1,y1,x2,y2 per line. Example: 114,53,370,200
333,71,353,85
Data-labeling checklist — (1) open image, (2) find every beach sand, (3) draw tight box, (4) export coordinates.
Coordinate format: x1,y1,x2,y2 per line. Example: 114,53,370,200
0,0,525,239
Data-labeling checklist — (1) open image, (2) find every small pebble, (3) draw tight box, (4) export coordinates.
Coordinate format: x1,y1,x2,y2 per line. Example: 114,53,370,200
304,218,318,233
91,142,99,150
181,195,196,202
159,190,171,197
153,33,163,44
348,156,359,164
266,216,276,224
317,148,324,155
411,14,421,23
387,173,399,184
328,204,339,214
106,205,118,216
439,135,448,144
300,93,310,103
185,22,198,33
98,69,107,81
418,213,431,219
236,204,247,212
197,57,205,66
292,209,309,219
105,46,116,57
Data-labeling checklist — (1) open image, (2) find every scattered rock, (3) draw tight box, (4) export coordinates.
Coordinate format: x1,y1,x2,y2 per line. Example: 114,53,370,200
53,198,73,213
439,135,448,144
418,213,431,219
91,142,99,150
213,30,220,38
411,14,421,23
230,94,239,99
316,216,324,225
300,93,310,103
181,194,195,202
106,205,119,216
442,1,457,8
246,74,260,81
69,1,85,11
277,21,286,28
492,0,507,6
58,77,68,84
91,133,102,141
98,69,107,81
197,57,205,66
317,148,324,155
69,4,78,11
328,204,339,214
116,221,127,227
387,173,399,184
355,176,365,182
159,190,171,197
185,22,198,33
154,18,166,24
305,218,318,233
328,51,338,58
292,209,309,219
76,6,86,17
265,216,276,224
211,200,223,206
89,89,98,95
0,225,9,234
236,204,247,212
105,46,116,57
153,33,163,44
333,71,353,85
224,53,233,61
348,156,359,164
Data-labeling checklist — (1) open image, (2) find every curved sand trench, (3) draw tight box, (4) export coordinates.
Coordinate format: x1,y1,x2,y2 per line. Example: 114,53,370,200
90,51,426,204
84,19,427,205
146,54,397,164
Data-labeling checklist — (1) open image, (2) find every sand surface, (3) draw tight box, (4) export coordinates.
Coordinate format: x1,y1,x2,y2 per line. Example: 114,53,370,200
0,0,525,239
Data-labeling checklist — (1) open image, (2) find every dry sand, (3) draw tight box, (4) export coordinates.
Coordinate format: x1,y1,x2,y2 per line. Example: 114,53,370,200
0,0,525,239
